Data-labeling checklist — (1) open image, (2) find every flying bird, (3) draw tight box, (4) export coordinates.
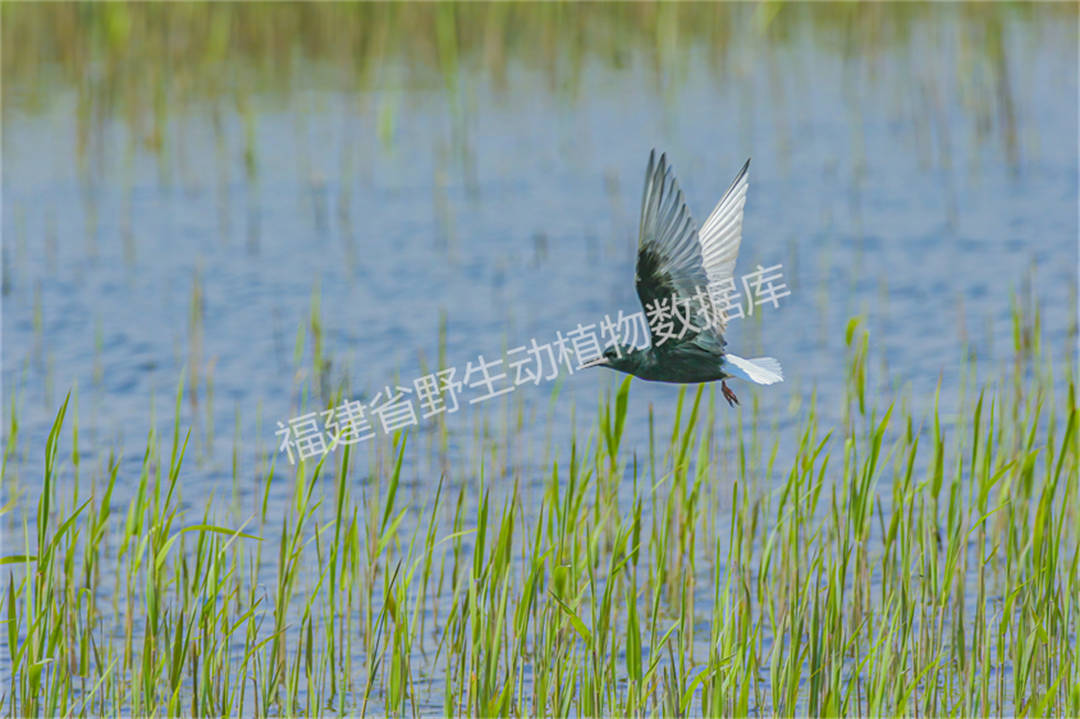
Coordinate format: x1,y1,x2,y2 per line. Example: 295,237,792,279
583,150,782,406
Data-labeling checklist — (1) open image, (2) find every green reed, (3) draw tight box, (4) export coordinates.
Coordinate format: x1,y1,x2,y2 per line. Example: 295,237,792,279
2,287,1077,717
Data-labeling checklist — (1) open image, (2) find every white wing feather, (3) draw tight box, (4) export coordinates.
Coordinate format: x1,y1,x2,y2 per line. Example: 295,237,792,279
698,159,750,289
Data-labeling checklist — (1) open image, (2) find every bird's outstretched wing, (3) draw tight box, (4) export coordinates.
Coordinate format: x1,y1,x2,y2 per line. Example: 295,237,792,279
697,158,750,331
635,150,750,350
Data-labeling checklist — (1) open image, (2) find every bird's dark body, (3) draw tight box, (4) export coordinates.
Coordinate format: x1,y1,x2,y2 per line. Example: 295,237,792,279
606,344,730,384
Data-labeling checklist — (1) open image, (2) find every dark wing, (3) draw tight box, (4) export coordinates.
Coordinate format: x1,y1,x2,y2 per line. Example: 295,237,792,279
635,150,736,352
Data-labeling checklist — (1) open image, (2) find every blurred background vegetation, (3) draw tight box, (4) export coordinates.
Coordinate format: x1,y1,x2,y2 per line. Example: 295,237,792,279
5,2,1070,169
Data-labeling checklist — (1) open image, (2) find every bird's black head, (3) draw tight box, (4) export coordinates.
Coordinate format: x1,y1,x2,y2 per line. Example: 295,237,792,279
583,344,646,375
601,345,623,364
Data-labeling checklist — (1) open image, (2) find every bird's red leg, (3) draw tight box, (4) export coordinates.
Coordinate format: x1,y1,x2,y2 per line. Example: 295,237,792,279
722,381,739,407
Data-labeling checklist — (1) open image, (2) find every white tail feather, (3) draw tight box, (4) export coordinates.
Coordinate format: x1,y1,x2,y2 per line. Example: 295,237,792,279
724,354,783,385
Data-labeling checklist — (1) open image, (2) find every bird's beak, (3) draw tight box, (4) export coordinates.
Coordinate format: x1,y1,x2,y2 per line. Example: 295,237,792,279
580,356,609,369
